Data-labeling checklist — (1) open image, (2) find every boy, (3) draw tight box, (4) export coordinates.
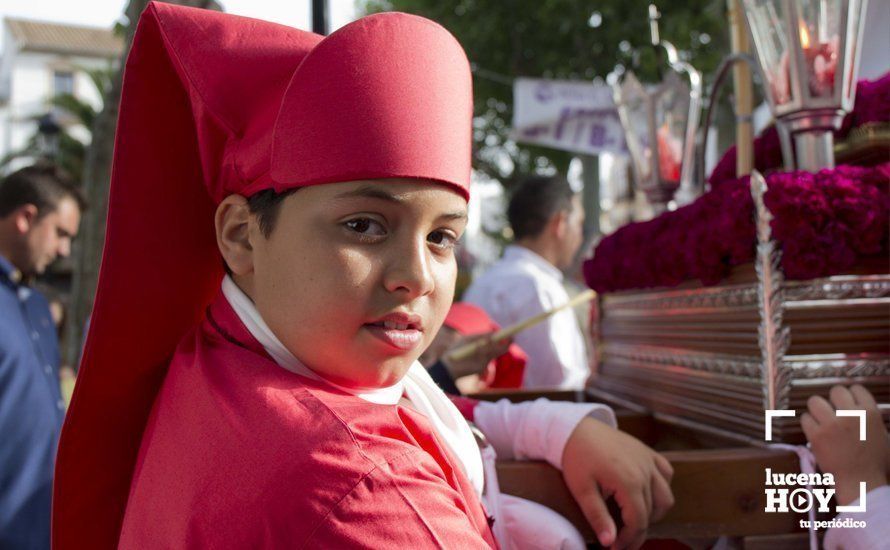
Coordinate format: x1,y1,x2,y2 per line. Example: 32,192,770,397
53,4,673,549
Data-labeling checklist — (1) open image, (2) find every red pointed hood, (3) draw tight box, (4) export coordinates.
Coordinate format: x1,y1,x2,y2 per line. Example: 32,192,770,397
53,3,472,547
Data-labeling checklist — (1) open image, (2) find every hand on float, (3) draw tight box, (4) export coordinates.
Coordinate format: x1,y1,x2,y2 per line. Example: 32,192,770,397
801,384,889,506
441,333,511,379
560,417,674,549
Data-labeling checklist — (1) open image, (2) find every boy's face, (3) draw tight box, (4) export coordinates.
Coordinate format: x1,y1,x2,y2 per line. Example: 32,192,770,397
245,179,468,389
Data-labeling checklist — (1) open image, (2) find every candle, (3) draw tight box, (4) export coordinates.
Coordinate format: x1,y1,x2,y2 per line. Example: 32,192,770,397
768,23,838,105
769,51,792,105
657,123,682,183
799,24,838,97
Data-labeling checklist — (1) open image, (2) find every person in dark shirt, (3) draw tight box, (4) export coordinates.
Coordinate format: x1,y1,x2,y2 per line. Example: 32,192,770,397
0,164,83,549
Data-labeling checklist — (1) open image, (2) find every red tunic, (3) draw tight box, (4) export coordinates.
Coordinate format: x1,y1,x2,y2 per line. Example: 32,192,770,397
118,292,497,548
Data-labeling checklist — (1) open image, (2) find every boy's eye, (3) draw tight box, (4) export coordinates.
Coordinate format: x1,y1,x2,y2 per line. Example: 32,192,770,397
344,218,386,236
428,230,458,250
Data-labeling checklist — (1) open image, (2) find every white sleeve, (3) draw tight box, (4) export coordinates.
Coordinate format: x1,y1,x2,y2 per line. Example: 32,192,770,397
498,494,586,550
473,398,617,469
823,485,890,550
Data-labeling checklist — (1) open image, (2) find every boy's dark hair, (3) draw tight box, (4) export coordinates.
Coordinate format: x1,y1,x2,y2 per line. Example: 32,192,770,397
0,163,86,219
507,175,575,240
247,188,299,238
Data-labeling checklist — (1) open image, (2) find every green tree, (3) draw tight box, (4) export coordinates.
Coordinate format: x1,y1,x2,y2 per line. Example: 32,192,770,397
361,0,728,189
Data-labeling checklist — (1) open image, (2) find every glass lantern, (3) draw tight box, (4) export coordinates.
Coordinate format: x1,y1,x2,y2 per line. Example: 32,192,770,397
743,0,868,171
613,70,694,214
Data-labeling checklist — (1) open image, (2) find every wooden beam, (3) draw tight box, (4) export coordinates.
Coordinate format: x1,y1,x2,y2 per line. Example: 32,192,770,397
496,447,804,540
728,0,754,176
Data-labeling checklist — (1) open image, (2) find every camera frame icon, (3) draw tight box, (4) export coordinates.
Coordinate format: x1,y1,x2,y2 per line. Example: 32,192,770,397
764,408,868,513
764,409,866,442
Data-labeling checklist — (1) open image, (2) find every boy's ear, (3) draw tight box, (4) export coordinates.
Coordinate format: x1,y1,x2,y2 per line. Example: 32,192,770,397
215,195,254,276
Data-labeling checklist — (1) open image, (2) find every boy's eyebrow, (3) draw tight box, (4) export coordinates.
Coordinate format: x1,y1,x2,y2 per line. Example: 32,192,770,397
333,185,405,204
438,211,468,222
333,185,469,221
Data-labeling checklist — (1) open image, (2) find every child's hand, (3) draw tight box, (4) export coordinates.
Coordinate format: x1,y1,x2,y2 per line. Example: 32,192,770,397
561,417,674,549
441,333,511,379
801,385,889,505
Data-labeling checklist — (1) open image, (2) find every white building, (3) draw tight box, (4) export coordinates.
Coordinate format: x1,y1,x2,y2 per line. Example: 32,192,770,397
0,17,122,171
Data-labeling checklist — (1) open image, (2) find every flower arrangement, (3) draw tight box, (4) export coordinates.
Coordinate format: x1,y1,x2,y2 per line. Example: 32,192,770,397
583,163,889,292
583,73,890,294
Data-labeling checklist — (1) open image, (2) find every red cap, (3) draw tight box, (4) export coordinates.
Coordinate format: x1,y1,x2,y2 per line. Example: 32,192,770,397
445,302,497,334
53,4,473,547
271,12,472,199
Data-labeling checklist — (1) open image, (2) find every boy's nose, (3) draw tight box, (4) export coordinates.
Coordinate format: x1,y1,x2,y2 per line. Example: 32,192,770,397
383,236,435,298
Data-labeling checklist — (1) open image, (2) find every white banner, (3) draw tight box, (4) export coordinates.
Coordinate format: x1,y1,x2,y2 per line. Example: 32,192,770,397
511,77,626,156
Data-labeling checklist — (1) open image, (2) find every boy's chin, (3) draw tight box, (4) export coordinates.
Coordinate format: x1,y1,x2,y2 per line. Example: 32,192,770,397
370,355,419,386
326,355,418,390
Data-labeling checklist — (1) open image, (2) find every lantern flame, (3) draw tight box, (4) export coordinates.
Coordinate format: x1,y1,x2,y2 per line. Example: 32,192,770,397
799,22,811,49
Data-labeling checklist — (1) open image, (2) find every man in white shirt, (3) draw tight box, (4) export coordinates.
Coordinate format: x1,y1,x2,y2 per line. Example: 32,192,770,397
463,175,589,389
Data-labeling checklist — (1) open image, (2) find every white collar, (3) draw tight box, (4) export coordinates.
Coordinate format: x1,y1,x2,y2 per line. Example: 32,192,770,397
221,275,405,405
503,244,564,281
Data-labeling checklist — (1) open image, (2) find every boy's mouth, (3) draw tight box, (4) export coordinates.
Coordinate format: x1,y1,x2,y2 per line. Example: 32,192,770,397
366,320,420,331
365,311,424,331
363,312,424,351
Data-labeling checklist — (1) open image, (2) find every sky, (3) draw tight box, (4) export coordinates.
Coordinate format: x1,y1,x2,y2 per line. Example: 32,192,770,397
0,0,360,50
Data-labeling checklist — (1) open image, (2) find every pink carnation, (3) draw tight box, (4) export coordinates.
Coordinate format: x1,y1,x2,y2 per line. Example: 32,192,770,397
583,163,889,292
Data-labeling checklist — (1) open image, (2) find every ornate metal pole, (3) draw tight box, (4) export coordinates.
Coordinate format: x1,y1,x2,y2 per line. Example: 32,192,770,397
750,170,791,412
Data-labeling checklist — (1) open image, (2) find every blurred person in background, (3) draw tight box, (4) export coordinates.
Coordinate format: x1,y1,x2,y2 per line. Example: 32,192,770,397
0,164,83,549
419,302,525,395
463,175,589,389
31,285,77,407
